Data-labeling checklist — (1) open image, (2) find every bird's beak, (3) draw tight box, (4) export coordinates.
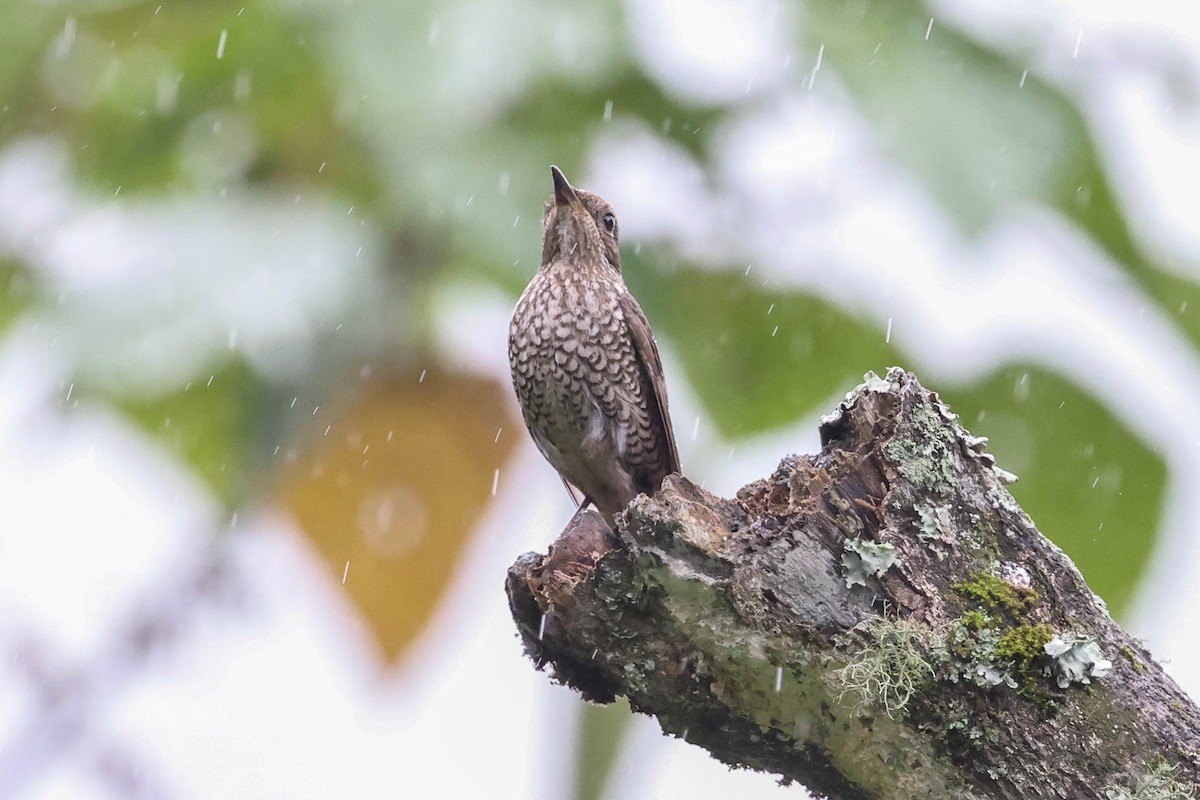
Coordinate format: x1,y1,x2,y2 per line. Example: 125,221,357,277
551,165,586,213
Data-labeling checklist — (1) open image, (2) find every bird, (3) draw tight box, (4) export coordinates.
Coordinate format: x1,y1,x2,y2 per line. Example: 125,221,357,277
508,165,680,523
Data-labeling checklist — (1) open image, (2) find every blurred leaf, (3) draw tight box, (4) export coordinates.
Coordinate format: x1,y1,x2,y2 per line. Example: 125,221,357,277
943,365,1164,618
575,699,633,800
0,260,35,332
806,0,1200,350
7,2,382,205
276,369,519,663
0,3,60,131
807,0,1079,233
635,261,900,437
503,72,724,166
118,359,262,507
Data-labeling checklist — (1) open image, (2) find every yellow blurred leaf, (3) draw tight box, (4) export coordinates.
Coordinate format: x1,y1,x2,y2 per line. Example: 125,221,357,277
277,369,519,663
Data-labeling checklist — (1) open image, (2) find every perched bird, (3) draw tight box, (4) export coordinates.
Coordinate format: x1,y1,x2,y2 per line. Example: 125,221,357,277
508,166,680,522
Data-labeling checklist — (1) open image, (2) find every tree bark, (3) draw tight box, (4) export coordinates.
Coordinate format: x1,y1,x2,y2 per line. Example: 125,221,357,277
505,368,1200,799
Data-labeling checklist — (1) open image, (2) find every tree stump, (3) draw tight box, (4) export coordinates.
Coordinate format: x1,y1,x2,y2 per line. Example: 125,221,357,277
506,368,1200,799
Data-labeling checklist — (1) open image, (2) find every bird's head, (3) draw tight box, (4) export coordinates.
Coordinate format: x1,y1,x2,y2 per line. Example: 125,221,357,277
540,165,621,274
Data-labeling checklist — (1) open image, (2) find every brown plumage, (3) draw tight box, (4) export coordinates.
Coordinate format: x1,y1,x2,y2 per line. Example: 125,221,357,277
508,165,680,521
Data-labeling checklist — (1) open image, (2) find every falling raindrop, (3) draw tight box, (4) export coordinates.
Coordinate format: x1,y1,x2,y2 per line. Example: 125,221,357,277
419,370,427,383
234,70,252,102
342,561,350,585
603,99,613,121
885,318,893,344
771,325,779,337
925,18,934,40
157,71,181,113
538,613,547,640
1013,372,1030,402
216,30,228,59
494,428,503,443
1019,70,1028,88
359,484,428,557
1073,28,1083,58
491,468,500,497
54,16,76,59
808,44,824,90
775,665,783,693
691,416,700,441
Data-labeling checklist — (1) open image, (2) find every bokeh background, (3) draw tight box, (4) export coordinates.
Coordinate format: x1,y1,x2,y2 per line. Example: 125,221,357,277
2,0,1198,797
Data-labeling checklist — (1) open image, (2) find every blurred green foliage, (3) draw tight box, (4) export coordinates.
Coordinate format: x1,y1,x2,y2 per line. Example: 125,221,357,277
635,263,901,438
807,0,1200,351
0,0,1171,614
118,359,261,504
0,0,1173,622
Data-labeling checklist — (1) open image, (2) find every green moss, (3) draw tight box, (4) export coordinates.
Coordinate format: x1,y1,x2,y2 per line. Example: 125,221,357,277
1120,645,1147,673
953,572,1038,615
961,610,991,631
995,624,1054,662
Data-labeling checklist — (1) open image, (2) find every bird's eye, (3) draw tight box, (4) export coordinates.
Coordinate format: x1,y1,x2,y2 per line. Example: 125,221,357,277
602,212,617,233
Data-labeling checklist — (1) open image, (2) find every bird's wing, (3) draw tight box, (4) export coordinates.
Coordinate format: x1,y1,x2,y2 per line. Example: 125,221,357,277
618,290,681,476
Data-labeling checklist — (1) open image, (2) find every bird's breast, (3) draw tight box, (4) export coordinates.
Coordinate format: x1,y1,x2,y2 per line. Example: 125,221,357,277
508,273,636,437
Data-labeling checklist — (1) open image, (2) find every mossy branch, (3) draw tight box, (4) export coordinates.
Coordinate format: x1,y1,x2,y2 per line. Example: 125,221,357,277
505,368,1200,799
